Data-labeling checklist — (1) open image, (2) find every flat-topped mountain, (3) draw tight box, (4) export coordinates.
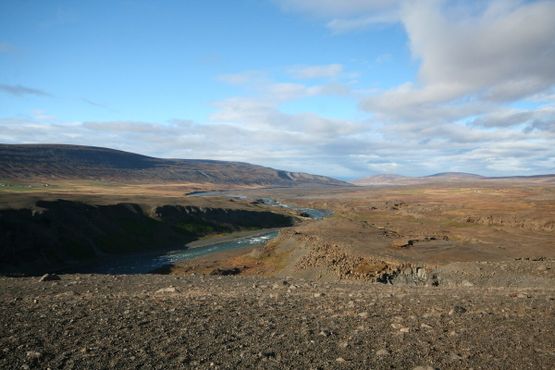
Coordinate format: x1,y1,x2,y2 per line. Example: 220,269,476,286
0,144,349,187
354,172,555,186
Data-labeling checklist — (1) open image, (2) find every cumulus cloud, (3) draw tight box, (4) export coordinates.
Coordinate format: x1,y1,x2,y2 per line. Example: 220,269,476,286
354,0,555,177
401,0,555,101
276,0,555,126
0,84,50,97
469,107,555,131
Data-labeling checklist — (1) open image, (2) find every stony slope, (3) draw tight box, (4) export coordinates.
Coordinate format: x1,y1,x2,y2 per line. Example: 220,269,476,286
0,144,349,187
1,274,553,369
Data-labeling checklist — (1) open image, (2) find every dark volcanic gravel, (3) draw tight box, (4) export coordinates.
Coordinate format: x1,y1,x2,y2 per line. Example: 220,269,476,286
1,274,554,369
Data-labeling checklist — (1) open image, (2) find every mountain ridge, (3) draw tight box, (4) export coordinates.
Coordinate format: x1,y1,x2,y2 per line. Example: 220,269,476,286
424,172,484,178
353,172,555,185
0,144,349,187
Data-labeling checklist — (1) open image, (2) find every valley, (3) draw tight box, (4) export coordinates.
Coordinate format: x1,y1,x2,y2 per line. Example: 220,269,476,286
1,145,554,369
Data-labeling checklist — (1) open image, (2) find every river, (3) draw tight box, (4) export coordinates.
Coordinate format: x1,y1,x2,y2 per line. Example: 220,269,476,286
74,230,279,274
79,194,328,274
188,192,332,220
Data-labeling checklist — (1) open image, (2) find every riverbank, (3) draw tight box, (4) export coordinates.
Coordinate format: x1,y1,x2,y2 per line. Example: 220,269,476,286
186,227,285,249
0,198,294,275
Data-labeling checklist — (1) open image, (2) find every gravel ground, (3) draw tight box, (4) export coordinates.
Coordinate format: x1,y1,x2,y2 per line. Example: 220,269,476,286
1,274,554,369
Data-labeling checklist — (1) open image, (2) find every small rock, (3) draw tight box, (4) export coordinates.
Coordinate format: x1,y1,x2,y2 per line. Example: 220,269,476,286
461,280,474,287
155,287,178,294
399,327,410,333
420,323,433,329
39,273,60,282
358,312,368,318
412,367,435,370
336,357,347,363
338,341,349,348
537,265,547,271
26,351,42,360
376,349,389,356
449,305,467,315
209,267,241,276
313,292,324,298
261,351,276,358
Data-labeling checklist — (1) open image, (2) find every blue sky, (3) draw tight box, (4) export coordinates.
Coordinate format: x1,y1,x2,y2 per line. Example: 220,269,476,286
1,0,554,178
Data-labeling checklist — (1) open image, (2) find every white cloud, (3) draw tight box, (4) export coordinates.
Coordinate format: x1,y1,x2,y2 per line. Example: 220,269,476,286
217,71,268,85
211,97,361,138
274,0,401,33
2,106,554,178
355,0,555,175
402,0,555,101
217,68,351,102
288,64,343,79
326,11,399,33
361,1,555,121
274,0,398,18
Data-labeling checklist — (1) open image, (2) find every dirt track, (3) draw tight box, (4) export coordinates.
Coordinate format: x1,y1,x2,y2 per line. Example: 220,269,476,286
1,274,554,369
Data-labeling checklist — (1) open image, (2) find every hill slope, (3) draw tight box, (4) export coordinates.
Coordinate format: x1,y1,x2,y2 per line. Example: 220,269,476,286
0,144,349,187
424,172,484,179
354,172,555,185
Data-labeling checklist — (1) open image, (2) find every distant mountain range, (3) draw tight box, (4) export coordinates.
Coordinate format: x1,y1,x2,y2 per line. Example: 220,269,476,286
353,172,555,185
0,144,349,187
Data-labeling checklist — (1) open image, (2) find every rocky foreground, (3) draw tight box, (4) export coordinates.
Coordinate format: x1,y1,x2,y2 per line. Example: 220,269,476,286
1,274,554,369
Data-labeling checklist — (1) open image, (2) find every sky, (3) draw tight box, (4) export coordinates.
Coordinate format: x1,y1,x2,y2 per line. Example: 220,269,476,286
0,0,554,179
